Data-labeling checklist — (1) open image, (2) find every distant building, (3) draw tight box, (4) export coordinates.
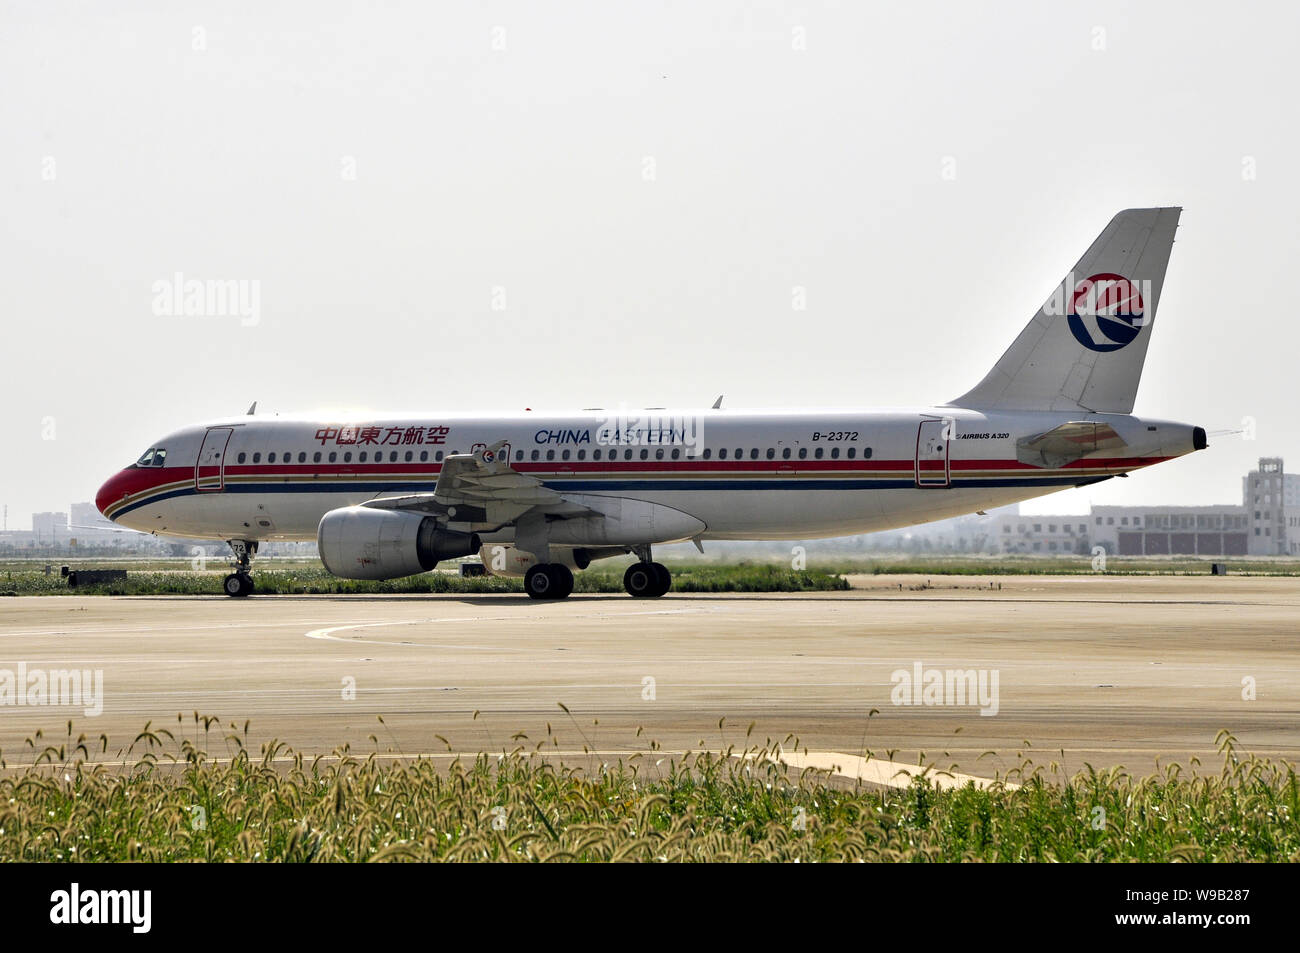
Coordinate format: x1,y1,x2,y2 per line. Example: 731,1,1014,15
999,457,1292,557
1091,505,1249,556
1242,458,1300,555
997,514,1091,554
68,501,122,542
31,511,68,544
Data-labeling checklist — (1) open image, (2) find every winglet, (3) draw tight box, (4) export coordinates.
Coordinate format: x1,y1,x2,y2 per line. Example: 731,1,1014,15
712,395,724,409
246,401,257,415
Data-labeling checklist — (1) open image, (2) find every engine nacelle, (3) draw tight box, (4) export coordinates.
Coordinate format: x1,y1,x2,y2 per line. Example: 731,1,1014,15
318,506,480,580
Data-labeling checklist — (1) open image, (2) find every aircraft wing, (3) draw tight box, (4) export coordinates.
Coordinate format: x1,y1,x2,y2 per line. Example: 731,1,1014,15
362,441,593,526
433,442,562,506
1016,421,1126,469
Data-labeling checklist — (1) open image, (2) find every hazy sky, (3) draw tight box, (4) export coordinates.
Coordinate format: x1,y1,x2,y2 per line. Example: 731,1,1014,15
2,0,1296,527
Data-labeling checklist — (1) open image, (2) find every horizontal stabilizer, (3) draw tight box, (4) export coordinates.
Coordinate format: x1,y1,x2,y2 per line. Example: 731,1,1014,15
1016,421,1125,469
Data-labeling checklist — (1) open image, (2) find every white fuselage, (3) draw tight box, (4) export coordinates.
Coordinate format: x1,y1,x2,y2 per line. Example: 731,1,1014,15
97,407,1199,546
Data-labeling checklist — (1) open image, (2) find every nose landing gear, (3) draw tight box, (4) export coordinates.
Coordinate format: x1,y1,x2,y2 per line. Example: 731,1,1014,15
222,539,257,598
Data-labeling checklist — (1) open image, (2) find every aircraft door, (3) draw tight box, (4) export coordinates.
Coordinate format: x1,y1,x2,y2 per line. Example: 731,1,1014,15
914,419,950,488
195,428,233,492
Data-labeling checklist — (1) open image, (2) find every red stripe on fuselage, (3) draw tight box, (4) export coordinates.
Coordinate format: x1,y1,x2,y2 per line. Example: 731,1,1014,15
113,455,1170,498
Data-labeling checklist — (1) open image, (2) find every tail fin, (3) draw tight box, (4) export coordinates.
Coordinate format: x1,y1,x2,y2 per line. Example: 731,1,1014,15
951,207,1181,414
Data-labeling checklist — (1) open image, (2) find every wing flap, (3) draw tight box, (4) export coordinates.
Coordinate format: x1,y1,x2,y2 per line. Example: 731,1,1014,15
360,441,597,526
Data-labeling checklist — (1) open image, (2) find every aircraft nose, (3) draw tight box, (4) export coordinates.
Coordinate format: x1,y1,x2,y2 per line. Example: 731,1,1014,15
95,470,129,520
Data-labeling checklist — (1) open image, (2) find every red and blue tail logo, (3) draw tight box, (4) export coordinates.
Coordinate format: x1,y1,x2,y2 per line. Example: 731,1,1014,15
1067,273,1146,352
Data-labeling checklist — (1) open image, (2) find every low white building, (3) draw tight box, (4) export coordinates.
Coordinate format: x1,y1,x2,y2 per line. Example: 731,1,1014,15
996,514,1091,554
31,511,68,544
997,457,1293,556
1090,505,1248,556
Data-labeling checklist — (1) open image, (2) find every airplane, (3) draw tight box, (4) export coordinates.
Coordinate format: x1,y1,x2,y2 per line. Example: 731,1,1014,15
95,207,1204,599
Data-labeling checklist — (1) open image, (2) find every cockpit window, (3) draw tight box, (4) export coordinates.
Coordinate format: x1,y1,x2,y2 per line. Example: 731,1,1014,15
152,448,167,467
137,449,155,467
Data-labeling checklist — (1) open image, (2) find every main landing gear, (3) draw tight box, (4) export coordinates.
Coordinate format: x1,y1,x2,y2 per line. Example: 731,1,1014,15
223,539,257,598
521,547,672,601
624,558,671,598
524,563,574,600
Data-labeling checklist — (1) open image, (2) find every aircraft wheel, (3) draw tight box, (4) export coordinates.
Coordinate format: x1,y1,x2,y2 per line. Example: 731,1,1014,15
526,564,573,600
547,564,574,599
624,562,660,598
223,573,253,597
524,565,553,599
649,562,672,596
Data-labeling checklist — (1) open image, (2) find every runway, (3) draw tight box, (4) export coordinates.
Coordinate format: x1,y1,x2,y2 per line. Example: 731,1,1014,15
2,574,1298,777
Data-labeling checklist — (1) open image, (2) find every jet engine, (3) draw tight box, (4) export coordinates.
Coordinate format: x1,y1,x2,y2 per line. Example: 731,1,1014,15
318,505,480,580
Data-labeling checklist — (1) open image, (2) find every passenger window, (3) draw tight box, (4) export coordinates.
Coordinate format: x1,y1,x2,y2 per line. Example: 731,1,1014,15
847,447,856,459
515,450,523,461
863,447,873,459
436,451,444,461
639,449,649,460
253,453,261,463
625,449,633,460
798,447,807,459
782,448,791,459
831,447,840,459
328,452,337,463
268,452,276,463
419,450,427,462
719,448,727,460
671,448,680,460
359,451,367,463
562,449,570,461
593,449,602,461
735,448,742,459
766,448,775,460
344,452,353,462
703,448,712,460
655,448,664,460
546,449,555,461
815,448,824,459
299,452,307,463
750,448,759,460
577,449,585,460
404,451,413,462
313,452,322,463
531,450,540,461
237,452,247,464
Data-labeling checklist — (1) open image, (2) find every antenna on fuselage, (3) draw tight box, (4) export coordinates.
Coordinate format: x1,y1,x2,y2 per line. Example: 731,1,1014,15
246,401,257,415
